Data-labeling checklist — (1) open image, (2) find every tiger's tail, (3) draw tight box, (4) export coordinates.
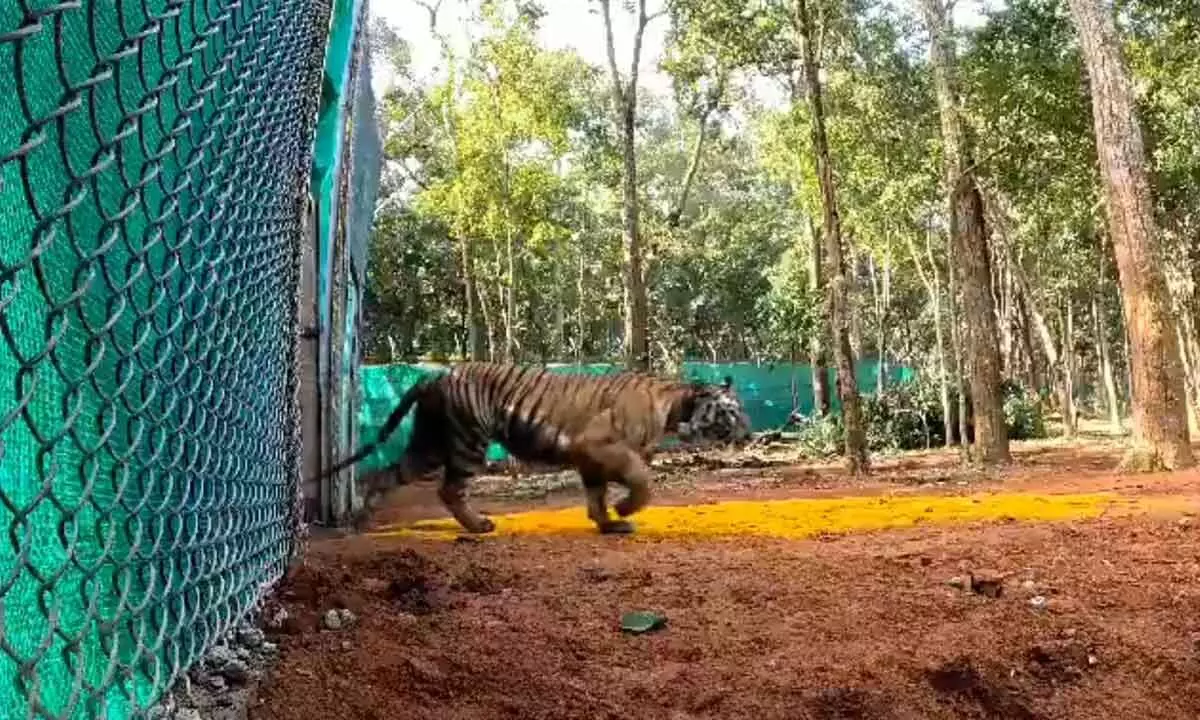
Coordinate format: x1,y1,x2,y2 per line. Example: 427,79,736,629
307,376,430,484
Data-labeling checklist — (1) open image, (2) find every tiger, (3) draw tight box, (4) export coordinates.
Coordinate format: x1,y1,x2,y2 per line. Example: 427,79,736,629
312,362,751,536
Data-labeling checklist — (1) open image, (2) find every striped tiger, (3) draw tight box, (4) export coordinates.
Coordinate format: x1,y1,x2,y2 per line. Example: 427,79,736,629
314,362,751,535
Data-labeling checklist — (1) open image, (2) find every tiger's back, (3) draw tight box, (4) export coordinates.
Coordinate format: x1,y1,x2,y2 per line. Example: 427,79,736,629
440,363,687,462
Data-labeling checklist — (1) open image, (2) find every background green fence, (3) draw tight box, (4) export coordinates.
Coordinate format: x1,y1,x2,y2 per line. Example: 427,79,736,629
0,1,379,717
355,359,915,473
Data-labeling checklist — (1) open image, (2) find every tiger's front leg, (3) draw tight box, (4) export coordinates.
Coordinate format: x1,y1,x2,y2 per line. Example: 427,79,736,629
574,442,652,535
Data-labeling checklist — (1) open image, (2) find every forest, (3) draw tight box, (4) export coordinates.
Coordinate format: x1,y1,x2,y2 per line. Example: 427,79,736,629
362,0,1200,473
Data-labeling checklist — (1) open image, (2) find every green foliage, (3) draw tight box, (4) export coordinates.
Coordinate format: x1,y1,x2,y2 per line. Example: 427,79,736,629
1001,379,1049,441
362,0,1196,451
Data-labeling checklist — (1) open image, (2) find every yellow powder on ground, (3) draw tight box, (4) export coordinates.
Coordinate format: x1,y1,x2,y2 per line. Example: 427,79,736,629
369,491,1191,542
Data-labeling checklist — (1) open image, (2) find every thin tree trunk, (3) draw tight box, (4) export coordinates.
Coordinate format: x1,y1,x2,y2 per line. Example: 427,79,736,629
848,250,864,359
668,73,726,228
947,229,970,452
599,0,654,372
921,0,1009,465
1061,300,1078,437
575,246,586,363
1123,321,1133,412
1173,319,1200,436
796,0,868,474
908,225,953,447
459,236,488,361
1093,292,1122,431
1067,0,1193,470
504,224,517,362
1017,296,1040,392
869,253,891,393
807,216,831,416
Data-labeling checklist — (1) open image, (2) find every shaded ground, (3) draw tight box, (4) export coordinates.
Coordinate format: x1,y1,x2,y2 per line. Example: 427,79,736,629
250,433,1200,720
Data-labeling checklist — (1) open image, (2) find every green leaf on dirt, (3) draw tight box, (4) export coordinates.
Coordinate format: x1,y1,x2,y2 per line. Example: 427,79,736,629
620,611,667,634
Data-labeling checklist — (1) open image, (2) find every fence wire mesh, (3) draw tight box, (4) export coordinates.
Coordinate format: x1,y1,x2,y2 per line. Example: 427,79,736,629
0,0,332,717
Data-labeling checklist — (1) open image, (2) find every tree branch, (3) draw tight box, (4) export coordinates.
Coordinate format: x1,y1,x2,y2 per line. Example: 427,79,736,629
597,0,626,109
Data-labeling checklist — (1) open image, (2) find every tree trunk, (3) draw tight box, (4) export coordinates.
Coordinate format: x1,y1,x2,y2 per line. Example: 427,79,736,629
1093,292,1122,431
575,248,586,362
869,253,890,393
946,228,969,451
459,236,488,361
807,216,831,416
848,250,864,359
1017,296,1040,392
1066,0,1193,470
796,0,868,475
908,224,953,447
668,73,725,228
1173,319,1200,436
922,0,1009,465
600,0,653,372
504,224,517,363
1122,321,1133,412
1061,299,1078,437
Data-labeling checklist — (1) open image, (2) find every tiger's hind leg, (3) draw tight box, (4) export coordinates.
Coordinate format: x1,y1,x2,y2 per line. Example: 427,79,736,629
439,452,495,534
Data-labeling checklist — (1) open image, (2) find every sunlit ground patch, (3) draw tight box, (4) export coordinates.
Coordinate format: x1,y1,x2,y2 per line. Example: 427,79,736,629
368,492,1194,541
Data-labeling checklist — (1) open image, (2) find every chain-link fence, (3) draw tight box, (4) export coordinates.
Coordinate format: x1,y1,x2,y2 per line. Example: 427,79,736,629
0,0,379,716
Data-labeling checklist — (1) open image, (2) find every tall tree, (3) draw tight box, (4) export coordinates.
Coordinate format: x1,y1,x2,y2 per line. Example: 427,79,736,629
597,0,661,371
920,0,1009,465
1065,0,1193,469
794,0,868,473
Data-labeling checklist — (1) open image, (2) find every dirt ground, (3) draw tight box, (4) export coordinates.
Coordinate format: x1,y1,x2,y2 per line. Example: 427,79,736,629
250,432,1200,720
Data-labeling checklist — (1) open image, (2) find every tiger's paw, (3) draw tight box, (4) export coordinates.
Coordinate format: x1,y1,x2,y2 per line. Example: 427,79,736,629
463,516,496,534
598,519,635,535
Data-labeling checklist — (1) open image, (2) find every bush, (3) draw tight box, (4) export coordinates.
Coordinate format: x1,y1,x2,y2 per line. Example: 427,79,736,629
789,413,845,459
1001,379,1048,440
787,376,1047,456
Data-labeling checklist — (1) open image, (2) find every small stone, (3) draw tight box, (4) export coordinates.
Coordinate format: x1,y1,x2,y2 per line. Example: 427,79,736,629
1063,628,1077,639
1030,595,1048,610
580,566,612,583
261,641,279,654
970,571,1005,598
395,612,418,628
342,640,353,651
266,607,289,630
1178,517,1192,529
1021,579,1037,592
323,609,344,630
237,627,266,649
220,659,250,685
205,674,227,692
175,709,202,720
235,646,251,661
406,657,445,682
1087,654,1099,666
337,608,357,626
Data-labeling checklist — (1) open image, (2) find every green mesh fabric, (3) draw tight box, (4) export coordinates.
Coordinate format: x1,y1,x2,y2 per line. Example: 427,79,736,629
355,360,916,470
0,1,329,717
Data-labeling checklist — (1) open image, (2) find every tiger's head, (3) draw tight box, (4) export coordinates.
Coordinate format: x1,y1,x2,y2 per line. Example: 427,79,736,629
675,383,752,445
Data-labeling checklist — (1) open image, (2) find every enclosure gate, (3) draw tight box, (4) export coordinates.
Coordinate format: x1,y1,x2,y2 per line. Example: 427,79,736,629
0,0,380,717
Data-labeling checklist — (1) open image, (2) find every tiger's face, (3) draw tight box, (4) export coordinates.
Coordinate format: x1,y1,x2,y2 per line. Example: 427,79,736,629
677,386,751,445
